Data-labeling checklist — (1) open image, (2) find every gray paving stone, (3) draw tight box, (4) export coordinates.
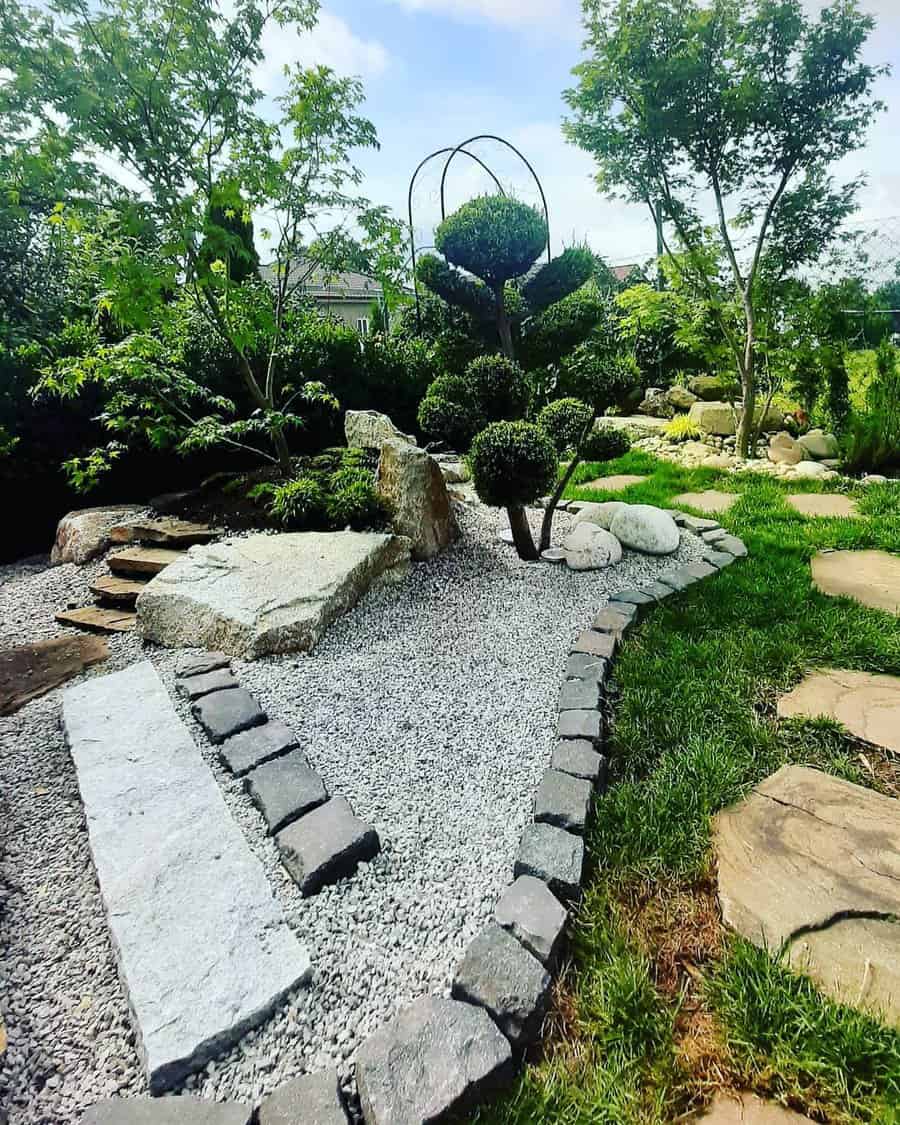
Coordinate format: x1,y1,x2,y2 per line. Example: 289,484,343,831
219,720,299,777
684,559,718,580
62,662,310,1093
550,739,605,784
245,749,328,835
682,515,720,532
495,875,567,967
257,1070,348,1125
702,527,728,544
276,796,380,896
82,1098,252,1125
702,548,736,569
565,652,607,683
191,687,267,744
177,651,232,678
178,667,239,700
610,588,655,606
557,709,601,742
515,822,584,900
571,629,616,660
592,606,633,634
559,678,601,711
534,769,593,834
643,580,674,600
656,567,699,592
717,534,748,557
451,923,551,1048
355,996,513,1125
606,599,640,622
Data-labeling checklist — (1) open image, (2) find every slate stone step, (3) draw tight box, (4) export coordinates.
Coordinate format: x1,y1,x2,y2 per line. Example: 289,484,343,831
355,996,513,1125
191,687,267,744
109,517,218,548
1,635,108,716
108,546,185,577
245,749,328,835
178,651,232,678
62,662,310,1093
494,876,567,967
90,574,149,608
257,1070,349,1125
82,1097,252,1124
276,796,380,896
55,606,137,634
219,720,299,777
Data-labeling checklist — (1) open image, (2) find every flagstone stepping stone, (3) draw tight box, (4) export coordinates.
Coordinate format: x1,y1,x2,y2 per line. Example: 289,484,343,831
777,668,900,755
82,1098,252,1124
355,996,513,1125
90,574,148,608
515,822,584,901
715,764,900,1025
137,532,411,658
55,606,137,634
811,549,900,615
62,662,311,1092
695,1093,811,1123
0,635,108,716
218,719,299,777
672,490,738,514
786,493,860,518
494,875,567,967
580,474,648,492
178,667,239,700
109,546,185,577
533,769,593,834
257,1070,349,1125
276,796,380,896
245,749,328,835
191,687,267,744
451,923,551,1048
109,517,218,547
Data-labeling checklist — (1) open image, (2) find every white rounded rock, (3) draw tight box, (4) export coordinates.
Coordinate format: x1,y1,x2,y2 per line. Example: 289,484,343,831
562,523,623,571
792,460,828,479
609,504,680,556
574,501,628,530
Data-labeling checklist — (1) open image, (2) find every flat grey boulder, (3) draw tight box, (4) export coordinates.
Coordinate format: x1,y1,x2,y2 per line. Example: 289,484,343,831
178,668,239,700
219,720,298,777
82,1098,251,1125
62,662,310,1093
550,739,605,784
355,996,513,1125
137,532,411,659
515,822,584,901
257,1070,348,1125
451,923,551,1048
191,687,267,745
495,876,567,967
245,749,328,835
51,504,145,565
376,440,458,561
609,505,680,556
534,769,593,834
276,796,380,896
345,408,415,449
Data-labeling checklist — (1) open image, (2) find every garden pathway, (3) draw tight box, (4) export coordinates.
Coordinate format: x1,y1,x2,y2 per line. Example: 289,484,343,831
785,494,860,518
777,668,900,755
671,490,738,514
811,549,900,614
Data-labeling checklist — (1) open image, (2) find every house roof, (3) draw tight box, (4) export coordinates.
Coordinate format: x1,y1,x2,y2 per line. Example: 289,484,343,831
611,263,642,282
259,259,383,301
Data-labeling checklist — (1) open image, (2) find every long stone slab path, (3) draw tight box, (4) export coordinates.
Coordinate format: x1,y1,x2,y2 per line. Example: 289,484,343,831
62,661,311,1094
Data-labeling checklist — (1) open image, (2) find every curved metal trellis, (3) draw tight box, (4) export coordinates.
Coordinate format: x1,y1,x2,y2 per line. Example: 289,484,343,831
407,135,552,332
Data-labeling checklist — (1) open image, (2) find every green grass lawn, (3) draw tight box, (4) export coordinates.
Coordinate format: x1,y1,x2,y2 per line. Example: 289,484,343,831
477,452,900,1125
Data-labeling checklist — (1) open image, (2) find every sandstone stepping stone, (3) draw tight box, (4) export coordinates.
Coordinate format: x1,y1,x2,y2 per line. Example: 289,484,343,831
82,1098,252,1124
695,1093,812,1123
778,668,900,755
90,574,148,608
178,651,231,677
534,769,593,834
109,546,184,577
109,517,218,547
178,668,239,700
580,474,648,492
451,923,552,1048
137,532,411,658
559,677,601,711
715,764,900,1025
811,549,900,615
191,687,266,744
0,635,108,716
558,709,601,742
515,822,584,900
550,739,605,784
257,1070,348,1125
219,720,299,777
786,493,860,519
672,491,738,514
55,606,137,634
643,579,675,600
572,629,616,660
658,560,717,590
355,996,513,1125
603,599,638,624
565,652,608,684
276,796,380,896
62,662,310,1092
245,749,328,834
495,875,567,967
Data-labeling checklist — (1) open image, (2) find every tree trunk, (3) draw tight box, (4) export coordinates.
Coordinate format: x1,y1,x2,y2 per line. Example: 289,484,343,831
271,426,293,477
507,505,538,560
539,450,584,552
494,284,514,360
736,329,756,460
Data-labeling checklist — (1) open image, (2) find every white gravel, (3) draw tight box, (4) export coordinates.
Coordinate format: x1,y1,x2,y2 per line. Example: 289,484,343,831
0,502,704,1122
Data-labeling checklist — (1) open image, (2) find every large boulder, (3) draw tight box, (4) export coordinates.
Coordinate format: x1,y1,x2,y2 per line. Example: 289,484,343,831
767,431,803,466
609,505,680,555
345,410,414,450
666,385,698,412
688,374,739,401
376,440,458,561
137,532,411,658
637,387,674,419
798,428,840,460
688,401,736,436
51,504,144,565
574,501,628,530
562,523,622,572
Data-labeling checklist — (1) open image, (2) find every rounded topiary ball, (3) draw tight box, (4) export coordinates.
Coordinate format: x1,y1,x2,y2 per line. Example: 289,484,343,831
417,395,481,450
470,420,558,509
435,196,548,288
464,354,530,423
537,397,593,455
583,425,632,463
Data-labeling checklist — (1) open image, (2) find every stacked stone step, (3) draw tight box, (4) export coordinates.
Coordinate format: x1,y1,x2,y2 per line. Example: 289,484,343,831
178,652,380,896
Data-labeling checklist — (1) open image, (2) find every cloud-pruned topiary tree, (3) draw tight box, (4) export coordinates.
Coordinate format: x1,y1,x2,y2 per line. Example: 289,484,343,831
418,353,529,450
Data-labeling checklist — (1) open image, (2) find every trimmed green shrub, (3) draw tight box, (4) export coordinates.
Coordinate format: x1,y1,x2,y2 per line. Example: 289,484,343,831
417,353,529,451
470,421,557,510
583,425,632,462
538,397,593,455
256,475,326,528
465,354,530,423
559,343,638,413
435,196,548,287
824,349,851,432
415,254,495,323
417,394,482,451
522,245,595,314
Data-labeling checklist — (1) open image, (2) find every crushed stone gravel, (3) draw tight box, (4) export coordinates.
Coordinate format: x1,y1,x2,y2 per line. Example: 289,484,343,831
0,502,704,1122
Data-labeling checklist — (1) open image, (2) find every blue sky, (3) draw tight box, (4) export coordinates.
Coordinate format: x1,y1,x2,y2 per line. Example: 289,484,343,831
271,0,899,273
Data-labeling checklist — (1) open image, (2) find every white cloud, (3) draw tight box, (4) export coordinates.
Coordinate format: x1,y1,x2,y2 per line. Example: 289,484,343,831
255,10,390,96
386,0,572,30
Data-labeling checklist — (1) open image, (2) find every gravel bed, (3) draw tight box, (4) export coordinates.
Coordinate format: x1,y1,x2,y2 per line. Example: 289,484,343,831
0,503,704,1122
